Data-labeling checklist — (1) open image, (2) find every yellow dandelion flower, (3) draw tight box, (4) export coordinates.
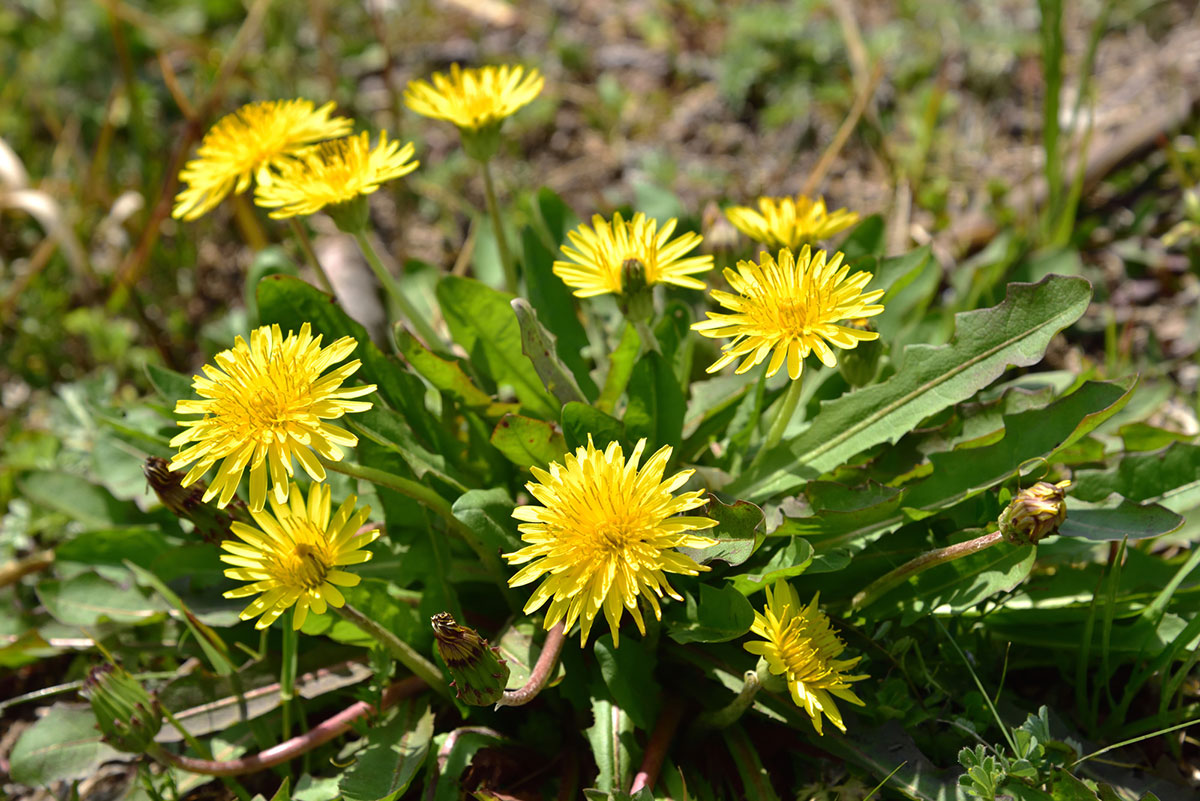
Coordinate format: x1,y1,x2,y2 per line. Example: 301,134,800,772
725,195,859,251
169,323,377,513
404,63,544,132
553,212,714,298
692,245,884,380
745,581,867,735
173,99,352,221
253,131,418,219
221,482,380,629
505,438,718,646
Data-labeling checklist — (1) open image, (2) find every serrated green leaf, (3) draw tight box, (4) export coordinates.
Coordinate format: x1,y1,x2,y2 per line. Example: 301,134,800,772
597,323,640,415
490,413,566,469
395,327,515,419
1050,769,1101,801
436,275,559,418
624,350,686,450
731,275,1093,500
1073,442,1200,512
339,698,435,801
774,482,907,542
146,363,194,406
512,298,587,406
36,571,165,626
9,704,122,786
452,488,522,555
349,407,467,491
679,496,764,567
19,471,146,527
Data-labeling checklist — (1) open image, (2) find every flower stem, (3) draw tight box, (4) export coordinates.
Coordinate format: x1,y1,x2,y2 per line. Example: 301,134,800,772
629,696,684,795
280,610,298,739
333,603,452,701
692,670,760,732
851,529,1004,611
352,230,444,351
481,159,517,294
495,622,566,708
287,217,335,295
319,457,517,608
752,374,805,467
152,677,424,777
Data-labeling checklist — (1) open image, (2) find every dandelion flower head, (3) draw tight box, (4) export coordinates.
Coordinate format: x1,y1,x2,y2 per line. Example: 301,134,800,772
725,195,859,251
404,63,543,131
505,438,717,646
221,482,379,629
169,323,376,512
745,581,867,734
254,131,418,219
553,212,714,298
173,99,352,221
693,245,884,380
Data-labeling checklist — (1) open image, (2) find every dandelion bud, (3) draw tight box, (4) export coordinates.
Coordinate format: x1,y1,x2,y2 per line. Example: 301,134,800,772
430,612,510,706
82,664,163,753
618,257,655,322
144,456,244,544
998,480,1071,545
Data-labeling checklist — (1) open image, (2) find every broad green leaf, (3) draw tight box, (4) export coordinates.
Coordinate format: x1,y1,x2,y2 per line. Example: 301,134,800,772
257,275,445,449
869,538,1037,625
1117,422,1194,453
339,698,435,801
594,635,660,730
1058,496,1184,541
1051,769,1103,801
145,363,193,406
731,275,1092,500
562,401,626,452
839,214,886,262
436,275,559,418
55,528,169,569
679,496,764,567
624,351,686,450
901,378,1135,511
491,413,566,469
349,407,467,491
726,537,815,596
585,691,637,793
36,571,164,626
596,322,640,415
452,488,522,555
496,620,566,691
666,583,755,643
724,724,783,801
19,471,146,527
512,298,587,405
1073,442,1200,512
774,482,907,542
395,327,515,419
9,704,122,785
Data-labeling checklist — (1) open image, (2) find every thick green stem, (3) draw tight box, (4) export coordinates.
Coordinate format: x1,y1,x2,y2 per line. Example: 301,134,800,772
851,530,1004,611
280,610,298,739
751,375,805,468
693,670,760,732
352,230,444,351
320,458,515,606
287,218,335,295
481,160,517,294
333,603,453,702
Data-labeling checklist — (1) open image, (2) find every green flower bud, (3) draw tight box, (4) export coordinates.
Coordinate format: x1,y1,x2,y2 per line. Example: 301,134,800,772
82,664,163,753
618,258,655,322
144,457,245,544
998,480,1070,545
431,612,510,706
460,121,503,163
326,194,370,234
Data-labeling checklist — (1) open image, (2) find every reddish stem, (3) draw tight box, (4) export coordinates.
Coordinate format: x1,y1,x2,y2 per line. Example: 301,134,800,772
495,622,566,708
157,676,424,776
629,697,684,795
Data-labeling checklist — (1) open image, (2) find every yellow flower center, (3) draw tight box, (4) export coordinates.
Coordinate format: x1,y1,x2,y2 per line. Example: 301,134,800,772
277,537,332,590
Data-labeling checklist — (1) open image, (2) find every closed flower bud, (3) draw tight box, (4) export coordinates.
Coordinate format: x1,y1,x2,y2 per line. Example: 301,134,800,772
998,480,1071,545
144,456,245,544
431,612,510,706
82,664,163,753
618,258,655,322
